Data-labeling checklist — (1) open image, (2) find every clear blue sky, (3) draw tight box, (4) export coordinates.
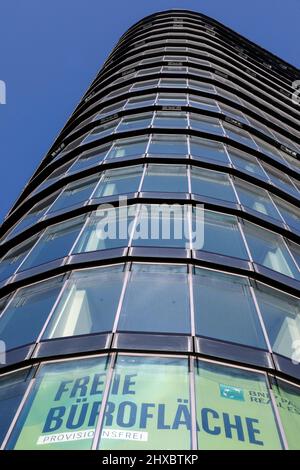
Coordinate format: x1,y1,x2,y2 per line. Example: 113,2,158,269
0,0,299,223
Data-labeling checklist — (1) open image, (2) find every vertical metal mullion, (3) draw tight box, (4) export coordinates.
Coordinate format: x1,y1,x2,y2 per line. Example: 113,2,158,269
282,236,300,272
187,165,192,195
228,174,240,205
111,265,131,334
265,374,289,450
35,277,71,343
91,352,117,450
138,164,147,193
128,203,142,249
237,217,254,264
223,143,233,166
249,284,273,353
42,189,64,218
13,229,46,275
66,213,91,257
189,356,198,450
267,192,287,226
89,171,105,200
188,265,196,338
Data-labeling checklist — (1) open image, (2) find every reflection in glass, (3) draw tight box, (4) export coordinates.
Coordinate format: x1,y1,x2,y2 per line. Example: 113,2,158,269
44,266,124,339
142,164,188,193
0,277,63,351
20,216,86,272
255,283,300,361
118,264,190,334
243,222,299,279
194,268,266,348
94,166,142,197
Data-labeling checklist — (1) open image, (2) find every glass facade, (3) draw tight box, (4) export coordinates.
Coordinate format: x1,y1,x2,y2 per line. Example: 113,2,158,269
0,9,299,450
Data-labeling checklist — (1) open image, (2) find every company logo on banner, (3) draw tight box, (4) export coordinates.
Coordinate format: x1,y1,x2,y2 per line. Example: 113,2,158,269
220,384,245,401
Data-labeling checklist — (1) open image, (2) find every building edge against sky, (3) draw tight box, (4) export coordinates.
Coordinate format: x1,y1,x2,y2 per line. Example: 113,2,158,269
0,10,299,450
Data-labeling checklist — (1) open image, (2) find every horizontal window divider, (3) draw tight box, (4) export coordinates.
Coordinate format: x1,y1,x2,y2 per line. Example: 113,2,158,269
7,127,300,219
1,159,300,248
1,333,300,389
43,102,299,172
91,33,295,101
1,252,300,316
46,70,299,157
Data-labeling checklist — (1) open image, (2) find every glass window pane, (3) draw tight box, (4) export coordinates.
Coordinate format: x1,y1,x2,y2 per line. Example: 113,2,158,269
142,164,188,193
117,113,152,132
131,80,159,91
0,277,63,350
132,204,188,249
219,104,249,125
118,263,190,334
82,120,119,145
94,166,142,197
227,147,267,180
49,175,100,213
20,216,86,272
69,145,110,173
223,123,257,149
271,378,300,450
287,240,300,269
0,368,34,446
235,179,281,221
43,266,124,339
8,356,109,449
74,208,133,253
195,360,282,449
189,95,219,112
190,137,228,163
159,78,187,88
243,222,299,279
272,196,300,232
191,168,236,202
153,111,187,128
98,355,191,450
4,192,60,240
189,80,215,93
125,95,156,109
0,235,40,282
255,283,300,360
200,210,248,259
194,268,266,348
255,138,285,164
190,114,224,135
148,134,188,156
157,93,187,106
262,163,299,197
106,137,148,160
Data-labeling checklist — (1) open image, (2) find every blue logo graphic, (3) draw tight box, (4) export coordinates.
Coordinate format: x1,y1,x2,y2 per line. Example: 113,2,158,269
219,384,244,401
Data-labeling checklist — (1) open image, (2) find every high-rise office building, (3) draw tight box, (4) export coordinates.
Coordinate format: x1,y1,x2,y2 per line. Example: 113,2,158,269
0,10,299,450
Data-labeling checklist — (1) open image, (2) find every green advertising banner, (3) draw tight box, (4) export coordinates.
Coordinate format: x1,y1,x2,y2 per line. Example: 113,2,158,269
272,377,300,450
99,355,191,450
12,356,109,450
195,360,283,450
11,355,191,450
8,354,299,450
